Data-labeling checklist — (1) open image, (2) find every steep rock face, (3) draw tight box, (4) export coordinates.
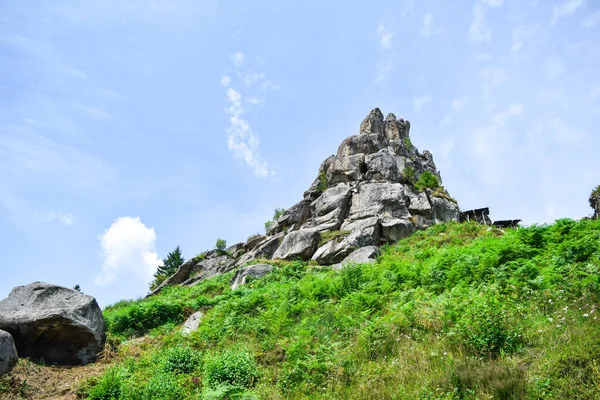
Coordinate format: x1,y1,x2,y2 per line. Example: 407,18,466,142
150,108,460,295
0,282,105,365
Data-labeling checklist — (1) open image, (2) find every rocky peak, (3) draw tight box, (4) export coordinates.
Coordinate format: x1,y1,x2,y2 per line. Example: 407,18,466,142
150,108,461,295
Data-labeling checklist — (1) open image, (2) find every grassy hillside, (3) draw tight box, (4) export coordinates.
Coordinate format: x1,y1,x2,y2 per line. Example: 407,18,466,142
3,219,600,399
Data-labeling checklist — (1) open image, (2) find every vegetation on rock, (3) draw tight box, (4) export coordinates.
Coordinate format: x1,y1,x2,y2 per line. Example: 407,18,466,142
415,171,440,192
52,217,600,399
151,246,186,290
264,208,286,234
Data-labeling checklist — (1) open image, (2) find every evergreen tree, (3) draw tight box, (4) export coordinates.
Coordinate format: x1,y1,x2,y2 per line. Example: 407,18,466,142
590,185,600,219
150,246,185,290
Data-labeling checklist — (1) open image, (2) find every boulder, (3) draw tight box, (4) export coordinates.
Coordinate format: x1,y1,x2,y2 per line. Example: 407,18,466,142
381,218,415,242
269,199,312,235
406,189,433,218
312,238,354,265
230,264,274,290
312,183,352,217
327,154,366,185
226,242,246,258
0,329,18,375
313,217,380,265
336,133,388,159
272,230,320,261
347,182,409,221
183,255,236,286
430,195,460,223
245,235,266,251
343,246,380,264
0,282,105,365
365,148,406,182
181,312,203,336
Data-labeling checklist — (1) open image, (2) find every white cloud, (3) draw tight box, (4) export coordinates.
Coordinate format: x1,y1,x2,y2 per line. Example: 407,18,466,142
413,95,431,113
552,0,586,25
421,13,441,36
260,80,281,91
481,0,504,7
245,97,264,105
376,24,393,48
469,3,491,43
35,211,75,225
220,75,231,87
582,10,600,28
223,87,271,177
95,216,162,286
230,51,246,68
244,71,265,86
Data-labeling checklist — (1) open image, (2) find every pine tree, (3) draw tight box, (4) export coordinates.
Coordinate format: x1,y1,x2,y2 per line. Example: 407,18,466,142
590,185,600,219
150,246,185,290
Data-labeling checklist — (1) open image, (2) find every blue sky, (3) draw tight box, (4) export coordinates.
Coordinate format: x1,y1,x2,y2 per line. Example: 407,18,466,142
1,0,598,307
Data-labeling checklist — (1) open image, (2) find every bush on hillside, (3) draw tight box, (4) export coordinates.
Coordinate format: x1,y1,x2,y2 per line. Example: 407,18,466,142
415,171,440,191
203,348,260,389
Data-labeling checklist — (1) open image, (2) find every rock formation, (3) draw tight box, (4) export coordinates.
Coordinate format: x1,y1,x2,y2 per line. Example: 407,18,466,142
0,282,105,365
0,329,18,375
150,108,460,295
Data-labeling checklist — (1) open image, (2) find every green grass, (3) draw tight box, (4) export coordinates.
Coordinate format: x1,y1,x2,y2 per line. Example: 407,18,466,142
81,218,600,399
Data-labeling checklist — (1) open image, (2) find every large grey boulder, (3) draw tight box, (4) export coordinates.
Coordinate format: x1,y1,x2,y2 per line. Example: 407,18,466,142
230,264,274,290
347,182,409,221
268,200,312,235
272,230,321,261
331,246,380,270
0,329,18,375
327,154,366,185
365,148,406,182
381,218,415,242
0,282,105,365
359,107,384,135
313,217,381,265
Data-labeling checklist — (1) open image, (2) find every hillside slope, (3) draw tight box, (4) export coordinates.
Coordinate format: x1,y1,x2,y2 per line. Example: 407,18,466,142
4,218,599,399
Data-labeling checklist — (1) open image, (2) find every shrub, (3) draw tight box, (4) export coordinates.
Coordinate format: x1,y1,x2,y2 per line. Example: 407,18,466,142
193,252,207,263
203,348,260,388
449,293,523,358
142,373,184,399
87,368,123,400
264,208,286,234
216,238,227,252
590,184,600,217
401,166,416,184
161,346,202,374
415,171,440,191
403,136,414,151
105,300,186,338
317,171,328,193
450,359,527,399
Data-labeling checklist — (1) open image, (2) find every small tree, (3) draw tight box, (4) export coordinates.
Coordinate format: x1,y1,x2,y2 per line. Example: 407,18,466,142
73,284,82,293
216,238,227,252
264,208,286,234
150,246,185,291
415,171,440,192
590,185,600,219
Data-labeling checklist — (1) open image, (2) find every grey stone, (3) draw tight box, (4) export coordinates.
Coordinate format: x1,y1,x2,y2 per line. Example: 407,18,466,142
430,195,460,223
226,242,246,258
342,246,380,265
381,218,416,242
347,182,409,221
327,154,366,185
312,183,352,217
181,312,203,336
245,235,266,251
0,282,105,365
359,107,384,135
312,238,354,265
0,329,18,375
341,217,381,247
406,189,433,218
308,207,346,232
336,133,388,159
183,255,236,286
269,200,312,235
272,229,320,261
365,148,406,182
230,264,274,290
148,258,196,296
